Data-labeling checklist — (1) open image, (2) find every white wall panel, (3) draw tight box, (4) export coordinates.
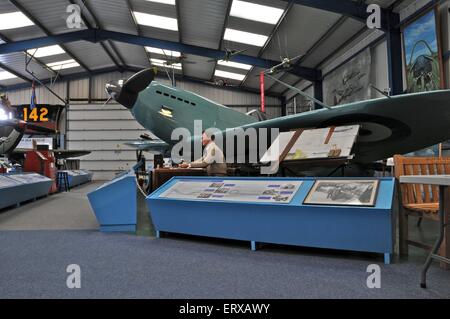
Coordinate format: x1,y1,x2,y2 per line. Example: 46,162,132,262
69,120,145,131
68,109,136,121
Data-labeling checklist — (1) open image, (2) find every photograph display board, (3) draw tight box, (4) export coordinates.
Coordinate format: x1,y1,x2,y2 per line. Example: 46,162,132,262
159,179,303,204
304,180,379,207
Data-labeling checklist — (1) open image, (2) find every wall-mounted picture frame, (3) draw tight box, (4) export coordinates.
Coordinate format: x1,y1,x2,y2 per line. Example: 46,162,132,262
304,180,379,207
402,7,445,93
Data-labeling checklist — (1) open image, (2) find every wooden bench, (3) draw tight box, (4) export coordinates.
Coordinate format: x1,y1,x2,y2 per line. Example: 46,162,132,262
394,155,450,267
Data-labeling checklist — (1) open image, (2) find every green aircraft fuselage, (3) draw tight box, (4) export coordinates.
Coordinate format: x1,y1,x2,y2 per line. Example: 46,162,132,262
131,82,257,143
106,68,450,163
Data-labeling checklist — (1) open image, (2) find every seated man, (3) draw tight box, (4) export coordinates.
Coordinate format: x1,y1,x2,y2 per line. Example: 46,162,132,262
181,131,227,176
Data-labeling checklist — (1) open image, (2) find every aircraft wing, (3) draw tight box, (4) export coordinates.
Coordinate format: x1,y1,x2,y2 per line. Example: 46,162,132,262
124,140,169,153
233,90,450,163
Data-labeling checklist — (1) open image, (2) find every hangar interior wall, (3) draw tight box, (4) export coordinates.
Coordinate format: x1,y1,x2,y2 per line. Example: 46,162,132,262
5,73,281,181
285,0,450,106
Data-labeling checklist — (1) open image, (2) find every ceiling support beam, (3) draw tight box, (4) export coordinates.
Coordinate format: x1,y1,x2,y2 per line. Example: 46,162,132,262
313,79,323,109
281,0,399,32
3,65,283,98
0,29,321,82
386,15,403,95
8,0,91,73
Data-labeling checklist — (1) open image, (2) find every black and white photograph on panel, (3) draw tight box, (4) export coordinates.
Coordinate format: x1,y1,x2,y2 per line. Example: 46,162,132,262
304,180,379,207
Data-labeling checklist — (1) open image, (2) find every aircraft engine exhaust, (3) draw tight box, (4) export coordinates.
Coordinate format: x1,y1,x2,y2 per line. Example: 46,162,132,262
105,68,157,109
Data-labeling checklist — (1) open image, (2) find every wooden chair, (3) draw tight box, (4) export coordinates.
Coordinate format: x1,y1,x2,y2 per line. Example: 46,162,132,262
394,155,450,255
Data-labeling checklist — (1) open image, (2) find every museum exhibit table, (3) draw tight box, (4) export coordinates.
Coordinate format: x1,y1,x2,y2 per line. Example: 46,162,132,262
147,177,396,264
88,171,137,232
58,170,93,188
0,173,53,210
400,175,450,288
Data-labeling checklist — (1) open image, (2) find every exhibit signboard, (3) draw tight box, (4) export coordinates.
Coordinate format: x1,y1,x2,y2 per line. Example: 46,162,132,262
159,179,303,204
304,180,379,207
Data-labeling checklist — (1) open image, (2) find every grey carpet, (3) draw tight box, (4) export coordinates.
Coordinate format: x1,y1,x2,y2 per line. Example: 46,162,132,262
0,183,100,231
0,230,449,299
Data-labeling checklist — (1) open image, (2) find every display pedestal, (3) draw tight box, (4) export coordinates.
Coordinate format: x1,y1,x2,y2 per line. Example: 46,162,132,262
88,171,137,232
147,177,395,264
0,173,53,210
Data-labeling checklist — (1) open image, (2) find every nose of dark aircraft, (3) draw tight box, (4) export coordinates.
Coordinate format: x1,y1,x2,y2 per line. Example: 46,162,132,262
105,68,157,109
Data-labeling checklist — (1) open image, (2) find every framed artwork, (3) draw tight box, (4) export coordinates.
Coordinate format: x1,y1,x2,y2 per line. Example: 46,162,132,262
304,180,379,207
403,7,444,93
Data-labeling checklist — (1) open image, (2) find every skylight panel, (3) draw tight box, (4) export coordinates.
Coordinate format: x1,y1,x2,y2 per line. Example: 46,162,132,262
217,60,252,70
133,12,178,31
0,70,17,81
146,0,176,5
230,0,284,25
145,47,181,57
46,59,80,70
27,45,65,58
215,70,246,81
224,28,268,47
0,11,34,30
150,58,182,70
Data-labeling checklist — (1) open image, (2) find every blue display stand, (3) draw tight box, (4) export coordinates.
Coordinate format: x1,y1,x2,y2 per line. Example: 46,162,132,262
87,171,137,232
0,173,53,210
59,170,93,188
147,177,395,264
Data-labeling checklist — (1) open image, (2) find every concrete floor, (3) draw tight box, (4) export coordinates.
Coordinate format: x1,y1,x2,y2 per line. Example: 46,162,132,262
0,183,100,231
0,182,448,298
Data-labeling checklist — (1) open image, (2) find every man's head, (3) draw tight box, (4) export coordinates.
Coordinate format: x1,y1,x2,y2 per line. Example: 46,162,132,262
201,130,215,146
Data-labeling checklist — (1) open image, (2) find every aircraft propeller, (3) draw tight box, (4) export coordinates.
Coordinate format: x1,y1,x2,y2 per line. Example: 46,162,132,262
105,68,157,109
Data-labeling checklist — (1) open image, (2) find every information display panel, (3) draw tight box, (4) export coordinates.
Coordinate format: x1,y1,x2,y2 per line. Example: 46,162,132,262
0,176,22,188
159,179,302,204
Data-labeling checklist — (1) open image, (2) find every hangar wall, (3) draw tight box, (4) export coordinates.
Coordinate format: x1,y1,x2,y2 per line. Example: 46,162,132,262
4,72,281,181
285,0,450,105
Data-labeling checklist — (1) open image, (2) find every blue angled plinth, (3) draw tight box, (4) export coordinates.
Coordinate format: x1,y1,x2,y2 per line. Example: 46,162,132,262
147,177,396,264
87,171,137,232
0,173,52,210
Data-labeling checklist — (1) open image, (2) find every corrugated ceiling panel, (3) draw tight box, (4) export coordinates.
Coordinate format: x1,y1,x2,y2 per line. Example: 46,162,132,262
11,0,80,35
182,55,215,80
111,42,149,68
63,41,116,70
0,52,51,79
179,0,229,49
262,5,341,62
300,18,365,68
85,0,138,34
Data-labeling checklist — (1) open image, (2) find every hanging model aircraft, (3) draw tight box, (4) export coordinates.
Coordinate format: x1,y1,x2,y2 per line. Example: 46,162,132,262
105,68,450,164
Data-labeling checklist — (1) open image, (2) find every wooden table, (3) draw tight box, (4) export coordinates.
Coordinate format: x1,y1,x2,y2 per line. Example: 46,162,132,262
399,175,450,288
151,167,206,192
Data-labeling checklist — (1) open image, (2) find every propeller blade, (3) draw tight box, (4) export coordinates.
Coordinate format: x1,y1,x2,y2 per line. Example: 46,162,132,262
106,68,157,109
123,68,157,94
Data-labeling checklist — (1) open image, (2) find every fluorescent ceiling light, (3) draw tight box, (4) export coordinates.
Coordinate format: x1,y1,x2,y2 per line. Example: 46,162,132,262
146,0,176,5
0,70,17,80
133,11,178,31
27,45,65,58
47,59,80,70
0,11,34,30
150,58,182,70
217,60,252,70
230,0,284,25
224,28,268,47
215,70,246,81
145,46,181,57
